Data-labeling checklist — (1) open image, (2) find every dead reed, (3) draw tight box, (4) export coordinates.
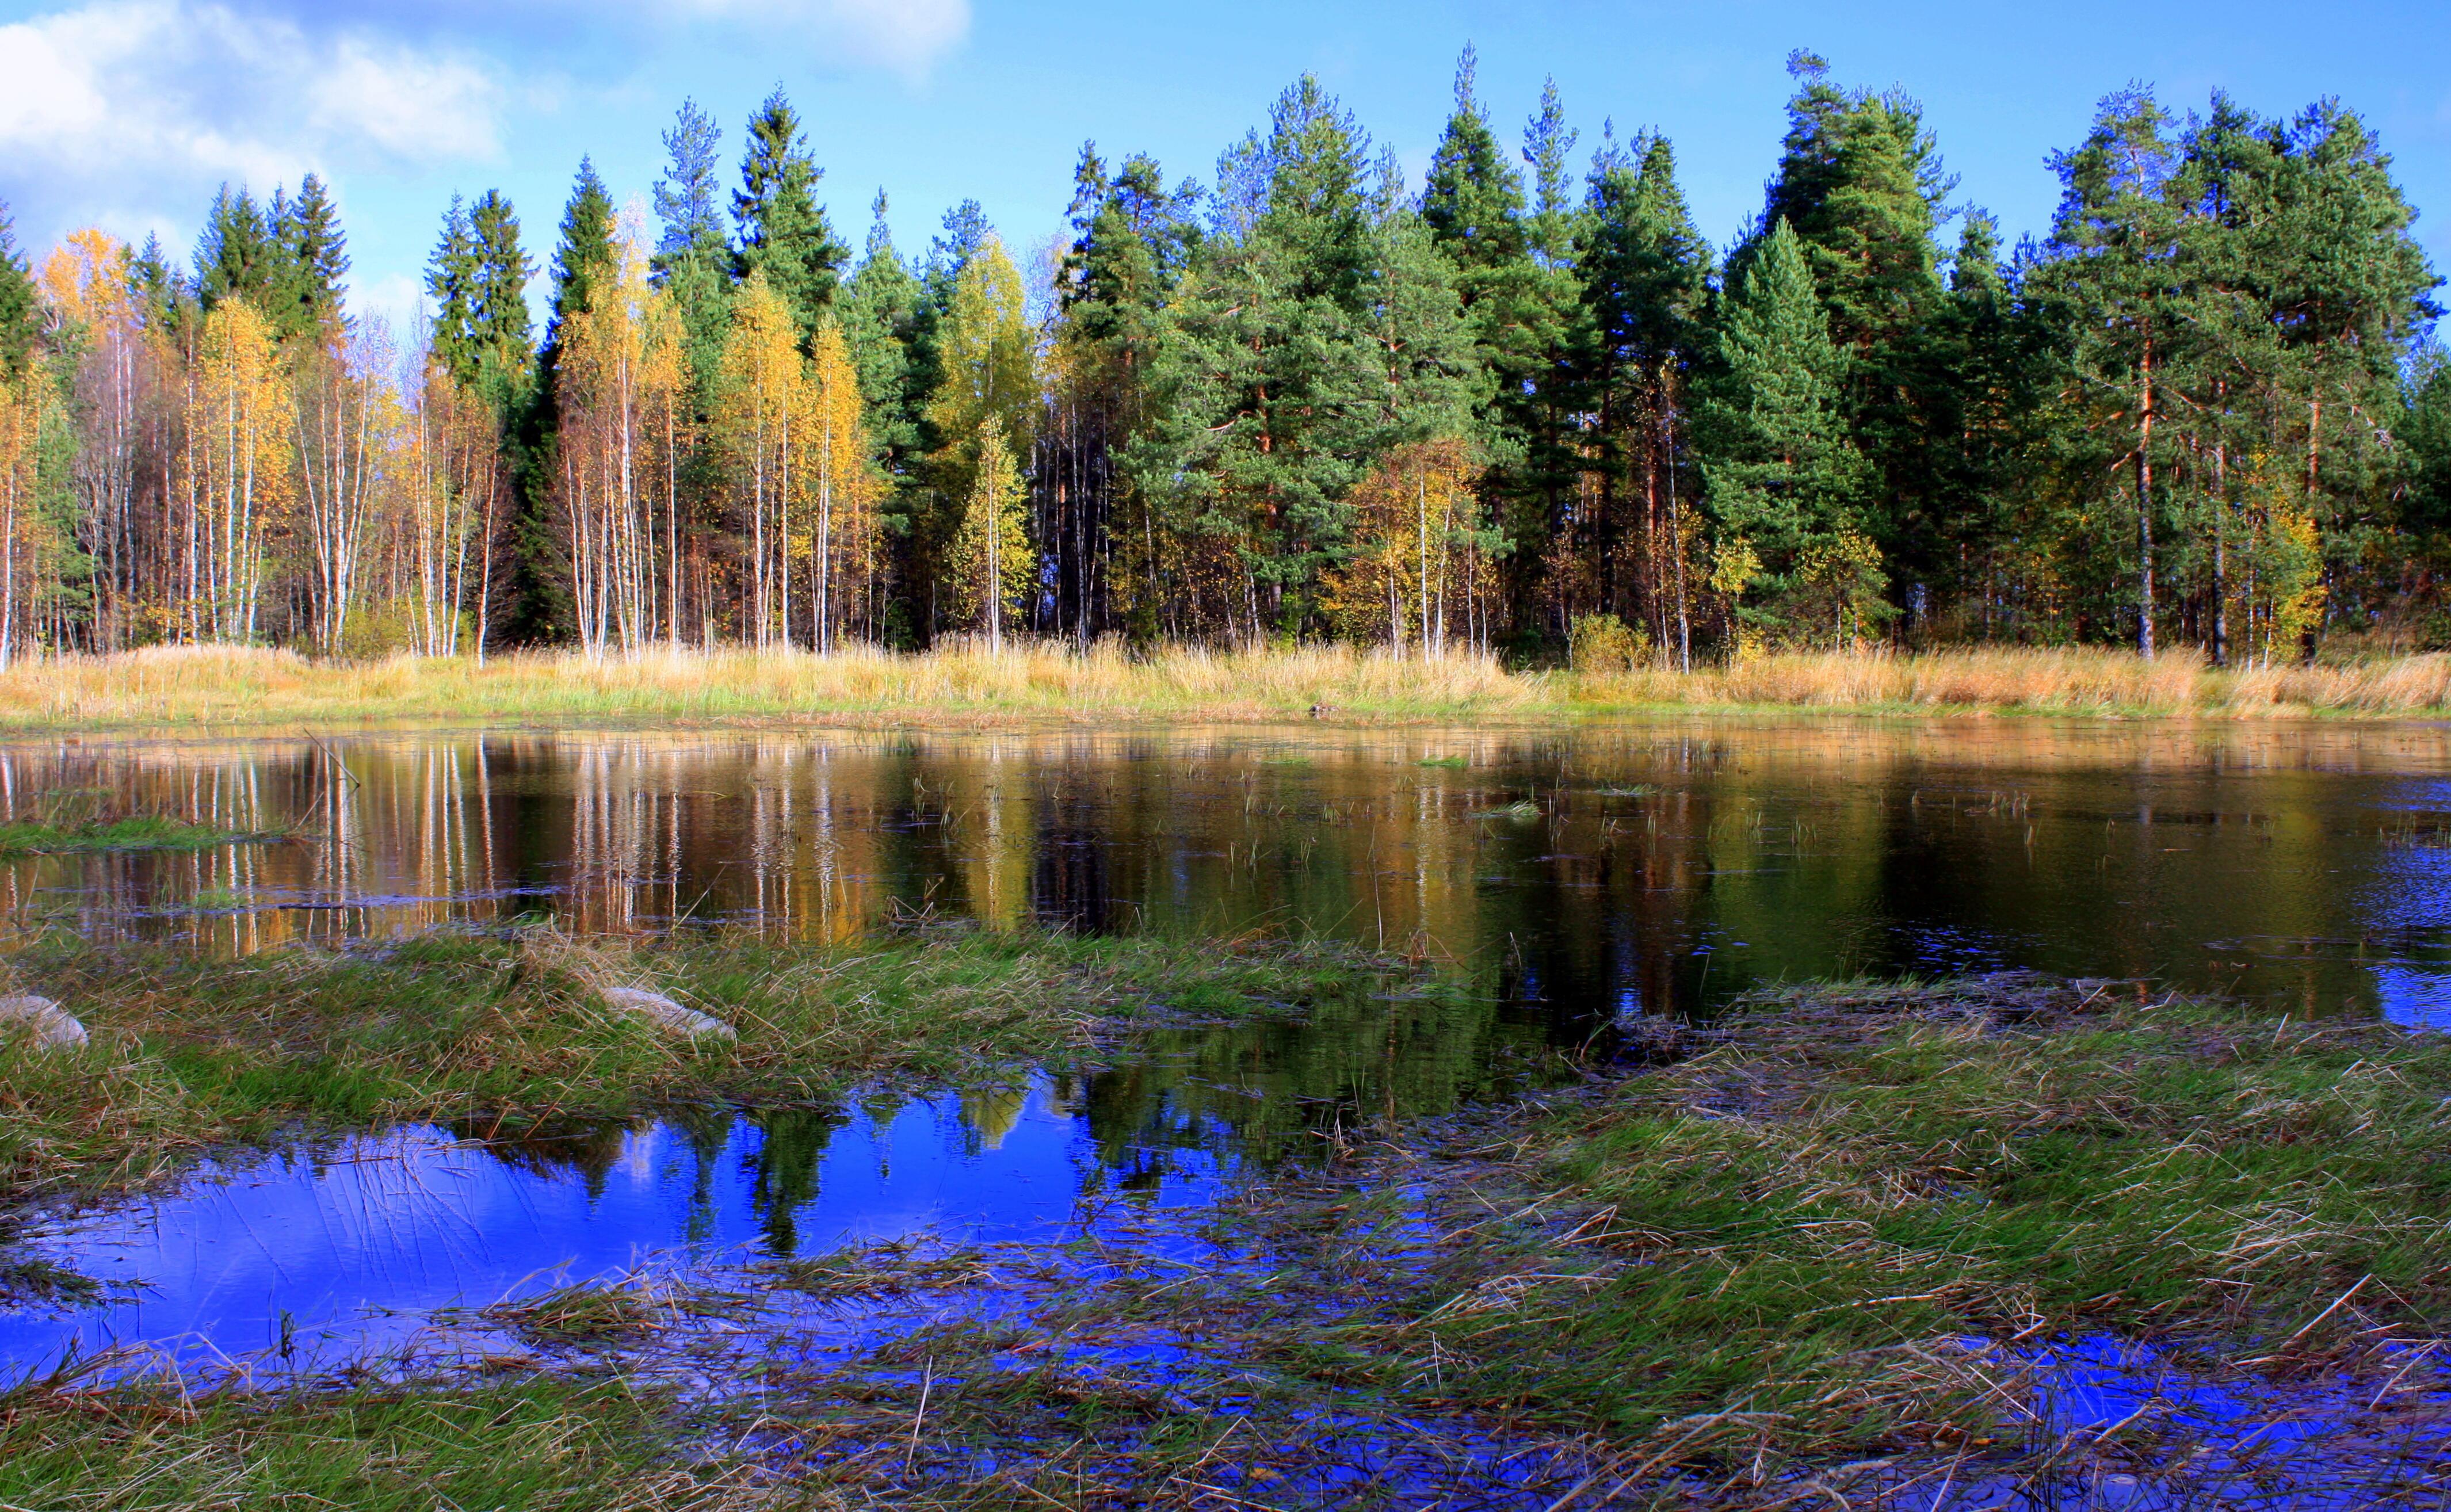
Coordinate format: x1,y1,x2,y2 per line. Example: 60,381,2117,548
10,642,2451,734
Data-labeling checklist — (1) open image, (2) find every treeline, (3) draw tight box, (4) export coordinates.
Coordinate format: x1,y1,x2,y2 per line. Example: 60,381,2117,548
1,49,2447,666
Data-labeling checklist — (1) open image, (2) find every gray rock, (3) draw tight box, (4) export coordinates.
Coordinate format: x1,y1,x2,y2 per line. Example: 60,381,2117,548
599,986,735,1040
0,994,88,1050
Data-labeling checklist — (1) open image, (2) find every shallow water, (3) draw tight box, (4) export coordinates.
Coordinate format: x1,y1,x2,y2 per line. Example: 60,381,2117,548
12,717,2451,1390
2,1078,1226,1383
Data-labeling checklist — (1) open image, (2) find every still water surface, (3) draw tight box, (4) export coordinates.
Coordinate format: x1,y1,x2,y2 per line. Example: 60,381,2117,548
11,718,2451,1017
9,717,2451,1381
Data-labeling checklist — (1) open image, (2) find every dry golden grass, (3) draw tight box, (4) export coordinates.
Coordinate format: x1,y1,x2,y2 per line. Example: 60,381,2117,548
5,642,2451,733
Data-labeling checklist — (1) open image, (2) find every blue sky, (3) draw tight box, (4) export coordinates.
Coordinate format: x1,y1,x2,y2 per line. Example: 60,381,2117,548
2,0,2446,334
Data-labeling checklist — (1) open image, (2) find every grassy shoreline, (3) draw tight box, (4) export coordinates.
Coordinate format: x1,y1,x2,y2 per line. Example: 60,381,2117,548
10,643,2451,734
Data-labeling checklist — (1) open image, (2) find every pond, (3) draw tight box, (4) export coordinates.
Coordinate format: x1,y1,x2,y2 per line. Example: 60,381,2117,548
7,717,2451,1387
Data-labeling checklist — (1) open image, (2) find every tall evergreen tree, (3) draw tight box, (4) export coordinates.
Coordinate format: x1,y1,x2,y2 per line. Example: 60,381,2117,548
650,101,736,408
2029,89,2194,656
545,158,619,356
1052,148,1200,639
1133,75,1388,638
425,196,483,387
840,194,926,505
195,185,285,313
276,173,350,345
652,100,728,276
0,205,36,381
1698,218,1877,646
733,87,850,348
468,189,536,403
1577,129,1711,647
1741,52,1952,602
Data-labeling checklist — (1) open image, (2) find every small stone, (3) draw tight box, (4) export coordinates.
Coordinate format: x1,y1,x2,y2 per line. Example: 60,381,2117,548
598,986,735,1040
0,994,88,1050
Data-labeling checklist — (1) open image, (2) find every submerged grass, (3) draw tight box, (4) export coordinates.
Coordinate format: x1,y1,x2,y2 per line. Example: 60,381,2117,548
0,814,279,856
0,926,1427,1207
10,642,2451,733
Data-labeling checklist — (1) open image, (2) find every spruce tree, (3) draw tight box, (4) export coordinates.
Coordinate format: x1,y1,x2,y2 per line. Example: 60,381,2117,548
468,189,536,402
425,196,483,387
0,205,36,380
733,87,850,349
546,158,618,353
195,184,281,312
276,173,350,344
840,193,925,486
1697,218,1876,645
130,233,189,339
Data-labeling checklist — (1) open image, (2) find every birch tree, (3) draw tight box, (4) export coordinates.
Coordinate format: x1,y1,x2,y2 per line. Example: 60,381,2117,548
185,297,292,642
715,272,808,647
945,417,1032,649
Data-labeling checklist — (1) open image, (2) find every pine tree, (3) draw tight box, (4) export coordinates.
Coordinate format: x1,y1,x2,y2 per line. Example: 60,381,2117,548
734,87,850,349
1422,47,1529,279
1741,52,1951,600
1133,77,1389,640
652,101,727,277
2029,89,2193,656
1915,209,2032,631
1751,50,1948,356
1577,129,1711,653
1697,218,1877,648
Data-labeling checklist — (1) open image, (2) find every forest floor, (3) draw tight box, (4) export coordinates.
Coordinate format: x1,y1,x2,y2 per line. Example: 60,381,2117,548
6,968,2450,1507
9,643,2451,734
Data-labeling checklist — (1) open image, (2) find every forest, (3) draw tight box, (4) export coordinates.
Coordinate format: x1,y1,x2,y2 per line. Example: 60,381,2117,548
0,48,2445,670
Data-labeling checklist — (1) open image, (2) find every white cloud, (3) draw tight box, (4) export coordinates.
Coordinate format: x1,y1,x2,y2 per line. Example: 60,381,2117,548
0,0,502,246
216,0,972,78
655,0,971,76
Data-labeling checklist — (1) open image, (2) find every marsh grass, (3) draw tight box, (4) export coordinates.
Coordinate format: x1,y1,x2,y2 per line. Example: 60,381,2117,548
0,1377,768,1512
482,1273,746,1349
0,926,1431,1207
1390,975,2451,1483
12,642,2451,734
